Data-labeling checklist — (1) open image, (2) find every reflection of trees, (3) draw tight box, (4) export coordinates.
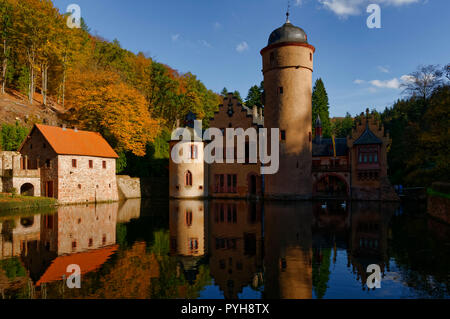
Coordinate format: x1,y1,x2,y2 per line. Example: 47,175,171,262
36,229,211,299
0,258,26,280
312,248,331,299
389,214,450,298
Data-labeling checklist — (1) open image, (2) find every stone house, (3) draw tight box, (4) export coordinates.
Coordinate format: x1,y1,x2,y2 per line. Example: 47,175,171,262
5,124,120,204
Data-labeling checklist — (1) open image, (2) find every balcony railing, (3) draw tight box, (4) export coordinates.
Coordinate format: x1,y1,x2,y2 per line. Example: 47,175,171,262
0,168,40,178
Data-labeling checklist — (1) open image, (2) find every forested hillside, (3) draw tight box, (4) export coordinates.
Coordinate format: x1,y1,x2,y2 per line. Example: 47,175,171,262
0,0,220,175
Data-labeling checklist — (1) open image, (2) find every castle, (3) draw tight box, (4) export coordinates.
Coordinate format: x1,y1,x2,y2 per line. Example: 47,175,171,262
169,16,398,201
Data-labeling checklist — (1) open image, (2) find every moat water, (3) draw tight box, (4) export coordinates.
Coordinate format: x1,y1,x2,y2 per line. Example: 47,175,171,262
1,198,449,299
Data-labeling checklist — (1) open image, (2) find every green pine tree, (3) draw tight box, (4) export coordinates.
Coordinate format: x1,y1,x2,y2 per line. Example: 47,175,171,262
312,78,331,137
245,84,262,107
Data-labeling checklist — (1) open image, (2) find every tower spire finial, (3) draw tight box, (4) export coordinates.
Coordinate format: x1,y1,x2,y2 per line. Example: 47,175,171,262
286,0,291,23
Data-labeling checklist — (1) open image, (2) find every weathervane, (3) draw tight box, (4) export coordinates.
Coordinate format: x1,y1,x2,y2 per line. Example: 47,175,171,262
286,0,291,23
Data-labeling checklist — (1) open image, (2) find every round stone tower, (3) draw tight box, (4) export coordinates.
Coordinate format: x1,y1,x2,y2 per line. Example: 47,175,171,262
169,114,206,199
260,14,315,199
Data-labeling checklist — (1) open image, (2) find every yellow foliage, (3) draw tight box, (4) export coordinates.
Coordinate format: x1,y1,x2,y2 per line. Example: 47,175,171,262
65,68,160,156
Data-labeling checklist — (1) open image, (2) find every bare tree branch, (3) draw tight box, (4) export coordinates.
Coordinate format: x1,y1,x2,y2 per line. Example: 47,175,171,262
401,64,444,100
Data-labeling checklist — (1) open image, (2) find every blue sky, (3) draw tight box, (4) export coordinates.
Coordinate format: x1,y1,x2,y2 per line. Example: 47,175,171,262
52,0,449,117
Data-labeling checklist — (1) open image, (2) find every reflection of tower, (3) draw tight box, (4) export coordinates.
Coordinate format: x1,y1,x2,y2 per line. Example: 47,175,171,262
169,199,207,284
169,200,207,257
264,202,313,298
208,200,263,299
261,13,315,199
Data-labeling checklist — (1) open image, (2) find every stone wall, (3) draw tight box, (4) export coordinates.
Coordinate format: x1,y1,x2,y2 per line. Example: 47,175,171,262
117,175,141,200
57,155,118,204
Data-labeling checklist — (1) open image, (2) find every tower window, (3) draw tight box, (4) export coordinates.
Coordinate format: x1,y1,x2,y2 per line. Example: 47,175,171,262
186,209,193,226
278,87,283,95
310,53,312,61
280,130,286,141
190,144,198,159
270,52,275,66
185,171,193,186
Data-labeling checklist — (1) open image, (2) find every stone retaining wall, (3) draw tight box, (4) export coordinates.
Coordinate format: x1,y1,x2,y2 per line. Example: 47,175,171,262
117,175,141,200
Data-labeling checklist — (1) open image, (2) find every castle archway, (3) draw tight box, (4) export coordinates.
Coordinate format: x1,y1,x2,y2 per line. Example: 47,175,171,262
20,183,35,196
314,174,349,198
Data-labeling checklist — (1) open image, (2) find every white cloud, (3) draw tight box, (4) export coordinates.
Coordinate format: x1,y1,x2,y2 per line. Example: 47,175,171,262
370,78,401,89
171,34,180,42
318,0,420,17
199,40,212,48
355,74,413,90
236,41,249,53
319,0,364,16
294,0,304,6
377,66,390,73
400,74,416,83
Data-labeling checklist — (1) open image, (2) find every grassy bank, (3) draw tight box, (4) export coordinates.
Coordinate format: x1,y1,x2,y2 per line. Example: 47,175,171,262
0,194,57,213
427,182,450,200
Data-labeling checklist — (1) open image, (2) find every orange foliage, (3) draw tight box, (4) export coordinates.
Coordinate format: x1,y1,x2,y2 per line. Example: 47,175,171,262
65,68,160,156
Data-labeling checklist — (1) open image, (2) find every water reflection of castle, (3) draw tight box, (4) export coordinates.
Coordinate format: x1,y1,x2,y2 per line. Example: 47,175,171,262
0,200,141,294
168,199,398,298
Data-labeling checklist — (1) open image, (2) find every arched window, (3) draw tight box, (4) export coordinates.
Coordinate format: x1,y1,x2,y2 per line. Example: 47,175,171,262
185,171,193,186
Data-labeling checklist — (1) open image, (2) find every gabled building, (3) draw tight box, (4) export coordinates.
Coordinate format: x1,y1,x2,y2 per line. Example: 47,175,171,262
0,124,119,204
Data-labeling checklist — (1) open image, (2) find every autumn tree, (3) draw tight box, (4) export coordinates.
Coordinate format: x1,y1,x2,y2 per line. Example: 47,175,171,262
65,69,160,156
331,112,353,138
0,0,13,94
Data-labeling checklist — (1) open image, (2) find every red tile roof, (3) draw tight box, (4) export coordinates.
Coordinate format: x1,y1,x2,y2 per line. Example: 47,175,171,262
35,245,118,286
22,124,119,158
